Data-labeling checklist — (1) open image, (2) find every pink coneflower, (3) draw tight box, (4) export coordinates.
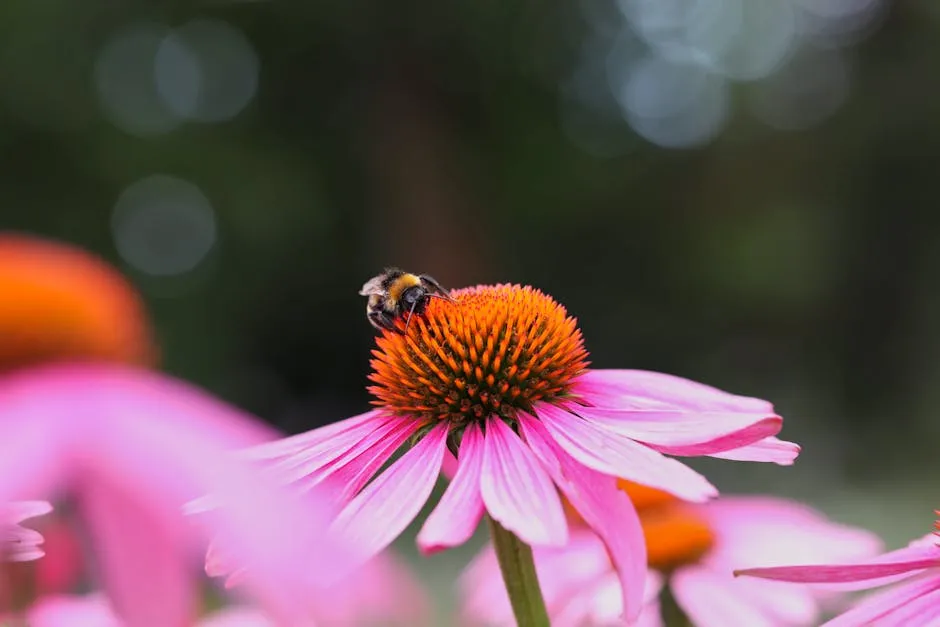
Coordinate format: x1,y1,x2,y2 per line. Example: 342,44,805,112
736,514,940,626
461,482,882,626
3,501,53,562
245,282,799,622
0,234,367,625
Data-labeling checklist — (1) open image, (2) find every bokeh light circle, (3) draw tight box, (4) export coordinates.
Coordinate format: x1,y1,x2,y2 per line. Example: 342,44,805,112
112,175,218,277
617,54,729,148
155,20,260,123
94,23,181,136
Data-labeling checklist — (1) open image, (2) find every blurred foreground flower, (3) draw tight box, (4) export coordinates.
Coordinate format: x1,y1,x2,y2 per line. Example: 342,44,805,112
737,515,940,626
243,282,798,623
22,594,281,627
462,483,881,626
20,548,428,627
0,234,400,626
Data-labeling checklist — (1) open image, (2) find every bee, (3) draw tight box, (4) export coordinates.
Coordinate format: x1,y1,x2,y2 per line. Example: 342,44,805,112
359,267,454,333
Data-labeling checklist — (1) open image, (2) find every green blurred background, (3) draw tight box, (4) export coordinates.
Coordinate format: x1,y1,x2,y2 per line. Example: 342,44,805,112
4,0,939,621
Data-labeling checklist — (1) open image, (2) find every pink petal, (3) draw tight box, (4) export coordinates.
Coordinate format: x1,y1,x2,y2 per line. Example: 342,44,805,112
79,479,193,627
735,541,940,584
240,409,383,460
672,565,777,627
705,497,883,576
535,403,717,502
267,411,399,484
878,584,940,627
480,416,568,547
519,414,647,623
572,404,782,457
460,545,515,625
824,574,940,627
418,422,485,554
330,423,448,569
4,500,54,561
574,369,774,412
27,594,122,627
308,415,420,504
707,436,801,465
313,552,431,626
0,365,348,625
7,500,53,523
442,450,459,479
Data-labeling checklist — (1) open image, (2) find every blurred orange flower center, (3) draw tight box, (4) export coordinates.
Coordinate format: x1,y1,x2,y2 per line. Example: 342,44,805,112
617,479,716,571
0,235,156,371
368,284,589,426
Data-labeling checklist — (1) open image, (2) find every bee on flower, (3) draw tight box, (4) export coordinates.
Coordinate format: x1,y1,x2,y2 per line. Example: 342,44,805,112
241,272,800,623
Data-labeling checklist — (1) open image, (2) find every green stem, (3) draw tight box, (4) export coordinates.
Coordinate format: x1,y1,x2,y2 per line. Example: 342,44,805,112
660,582,692,627
487,515,550,627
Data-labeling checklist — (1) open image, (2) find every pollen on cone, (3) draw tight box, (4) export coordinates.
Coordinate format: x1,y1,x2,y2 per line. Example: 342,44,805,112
0,234,157,371
367,284,589,425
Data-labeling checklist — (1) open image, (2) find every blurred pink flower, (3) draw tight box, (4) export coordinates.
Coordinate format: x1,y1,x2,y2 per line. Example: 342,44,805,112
22,548,430,627
736,522,940,626
0,234,403,624
244,283,798,622
204,537,430,626
4,500,52,562
461,494,881,627
0,363,350,627
23,594,278,627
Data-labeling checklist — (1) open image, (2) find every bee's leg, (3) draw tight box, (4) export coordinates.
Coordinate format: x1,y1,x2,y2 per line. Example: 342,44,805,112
369,310,402,333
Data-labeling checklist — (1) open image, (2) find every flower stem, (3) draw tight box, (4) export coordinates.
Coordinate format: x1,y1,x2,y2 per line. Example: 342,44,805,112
487,515,550,627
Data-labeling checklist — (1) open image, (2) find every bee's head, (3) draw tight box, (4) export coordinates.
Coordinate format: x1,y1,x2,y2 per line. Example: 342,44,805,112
400,285,427,312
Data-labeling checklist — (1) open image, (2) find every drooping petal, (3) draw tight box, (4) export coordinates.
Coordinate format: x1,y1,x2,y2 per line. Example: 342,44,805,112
7,501,53,522
519,414,647,623
535,403,717,502
330,423,448,569
707,436,800,465
574,369,774,412
671,566,777,627
267,411,400,483
4,500,54,562
307,415,420,505
705,496,883,574
79,477,193,627
239,409,384,461
418,422,485,554
734,540,940,584
0,365,348,625
480,416,568,547
824,574,940,627
573,404,782,458
876,584,940,627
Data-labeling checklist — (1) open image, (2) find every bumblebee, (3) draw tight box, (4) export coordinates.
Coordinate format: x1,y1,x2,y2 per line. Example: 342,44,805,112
359,268,454,333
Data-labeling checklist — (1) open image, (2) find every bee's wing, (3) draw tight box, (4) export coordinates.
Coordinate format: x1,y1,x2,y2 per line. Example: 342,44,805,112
359,275,387,296
419,274,453,299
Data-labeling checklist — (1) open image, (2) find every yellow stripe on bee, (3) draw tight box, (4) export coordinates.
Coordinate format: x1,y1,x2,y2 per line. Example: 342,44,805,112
387,273,421,305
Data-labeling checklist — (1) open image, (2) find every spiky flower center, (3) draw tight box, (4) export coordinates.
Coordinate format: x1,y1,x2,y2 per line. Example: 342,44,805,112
368,284,589,427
